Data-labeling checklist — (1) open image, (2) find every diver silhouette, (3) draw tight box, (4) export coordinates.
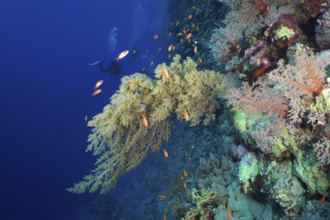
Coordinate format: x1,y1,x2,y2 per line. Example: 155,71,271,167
89,47,139,75
89,59,121,75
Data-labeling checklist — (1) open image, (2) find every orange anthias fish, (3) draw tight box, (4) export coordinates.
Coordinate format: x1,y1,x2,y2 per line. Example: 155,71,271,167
183,169,188,177
115,50,129,61
162,64,169,78
183,182,187,188
227,208,232,220
320,194,326,206
198,57,203,63
126,81,134,86
186,33,192,40
163,149,168,158
92,89,102,96
94,80,103,90
183,109,189,121
168,44,173,51
242,183,247,194
159,194,167,200
141,114,148,127
193,46,197,54
153,34,159,39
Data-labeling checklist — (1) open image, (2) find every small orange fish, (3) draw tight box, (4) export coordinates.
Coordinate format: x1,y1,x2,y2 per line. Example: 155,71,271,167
153,34,159,39
84,115,88,122
168,54,171,59
193,46,197,54
227,208,232,220
126,81,134,86
183,182,186,188
94,80,103,89
186,33,192,40
115,50,129,61
188,14,192,19
222,203,227,209
163,210,166,220
168,44,173,51
183,109,189,121
320,194,326,206
163,149,168,158
162,64,169,78
141,114,148,127
92,89,101,96
183,169,188,177
242,183,247,194
198,57,203,63
159,194,167,200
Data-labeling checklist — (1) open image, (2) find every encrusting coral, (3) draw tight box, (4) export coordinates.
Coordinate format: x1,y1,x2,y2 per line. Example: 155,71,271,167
68,55,227,194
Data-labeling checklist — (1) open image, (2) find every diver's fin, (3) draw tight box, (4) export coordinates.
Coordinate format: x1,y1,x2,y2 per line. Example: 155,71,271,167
88,61,101,66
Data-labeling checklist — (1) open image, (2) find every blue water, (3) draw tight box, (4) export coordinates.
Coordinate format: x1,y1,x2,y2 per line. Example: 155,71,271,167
0,0,169,219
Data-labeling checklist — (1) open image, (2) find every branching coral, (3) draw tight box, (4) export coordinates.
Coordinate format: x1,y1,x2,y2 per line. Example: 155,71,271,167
182,188,217,220
68,55,226,194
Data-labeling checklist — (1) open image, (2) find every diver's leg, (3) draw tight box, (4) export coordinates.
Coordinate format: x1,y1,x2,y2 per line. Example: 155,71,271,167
98,62,108,73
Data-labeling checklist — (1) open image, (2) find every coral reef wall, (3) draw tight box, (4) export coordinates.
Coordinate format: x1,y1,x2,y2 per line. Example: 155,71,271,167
71,0,330,219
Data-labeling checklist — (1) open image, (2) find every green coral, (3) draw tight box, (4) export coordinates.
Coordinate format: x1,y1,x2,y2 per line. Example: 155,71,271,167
275,25,295,40
264,160,292,189
293,151,330,195
239,152,259,188
68,55,226,194
183,188,216,220
308,87,330,126
183,208,199,220
233,108,293,157
272,128,296,158
232,108,264,142
192,188,216,207
233,108,248,135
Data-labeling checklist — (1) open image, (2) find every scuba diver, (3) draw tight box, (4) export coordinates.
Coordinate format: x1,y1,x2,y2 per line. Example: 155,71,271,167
89,47,139,76
89,59,121,76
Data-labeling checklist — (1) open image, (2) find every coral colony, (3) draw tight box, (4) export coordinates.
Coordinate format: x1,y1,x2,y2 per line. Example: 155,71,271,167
70,0,330,219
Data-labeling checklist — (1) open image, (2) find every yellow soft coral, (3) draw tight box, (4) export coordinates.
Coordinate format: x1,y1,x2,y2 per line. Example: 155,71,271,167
68,55,226,194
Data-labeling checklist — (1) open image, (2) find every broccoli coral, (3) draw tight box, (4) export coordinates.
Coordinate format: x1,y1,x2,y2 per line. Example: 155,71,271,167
68,55,226,194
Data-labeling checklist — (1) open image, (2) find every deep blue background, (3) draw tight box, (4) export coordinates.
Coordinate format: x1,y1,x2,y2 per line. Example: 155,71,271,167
0,0,169,219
